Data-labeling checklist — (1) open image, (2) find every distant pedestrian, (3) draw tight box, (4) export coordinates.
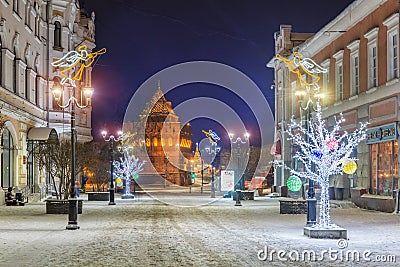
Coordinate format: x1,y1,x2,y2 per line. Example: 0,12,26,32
75,180,81,197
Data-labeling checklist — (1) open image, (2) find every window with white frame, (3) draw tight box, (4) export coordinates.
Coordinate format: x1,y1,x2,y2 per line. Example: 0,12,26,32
347,40,360,96
13,0,19,14
291,80,297,115
337,64,343,101
25,3,31,29
383,13,399,81
321,59,330,107
364,27,379,89
333,50,344,102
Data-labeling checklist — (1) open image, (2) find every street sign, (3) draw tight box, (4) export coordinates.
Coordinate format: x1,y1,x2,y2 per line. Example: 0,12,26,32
221,170,234,192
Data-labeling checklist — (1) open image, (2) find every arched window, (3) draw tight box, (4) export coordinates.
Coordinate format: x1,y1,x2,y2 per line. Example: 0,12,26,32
1,128,15,188
146,138,150,147
153,137,158,147
54,21,61,48
168,137,172,147
13,48,17,93
13,0,19,14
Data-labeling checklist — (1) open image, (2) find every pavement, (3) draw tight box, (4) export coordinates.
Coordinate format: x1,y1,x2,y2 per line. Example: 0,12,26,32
0,188,399,267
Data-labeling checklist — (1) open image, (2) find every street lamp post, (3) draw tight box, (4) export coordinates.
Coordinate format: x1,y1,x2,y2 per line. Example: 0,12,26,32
101,130,123,205
164,155,168,188
201,154,204,194
295,90,321,226
51,84,93,230
228,133,250,192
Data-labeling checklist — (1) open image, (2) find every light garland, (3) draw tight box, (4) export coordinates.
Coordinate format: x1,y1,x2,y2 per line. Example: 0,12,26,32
113,146,145,196
51,45,106,87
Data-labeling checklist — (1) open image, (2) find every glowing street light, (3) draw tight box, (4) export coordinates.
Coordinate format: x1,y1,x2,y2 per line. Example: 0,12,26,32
101,130,124,205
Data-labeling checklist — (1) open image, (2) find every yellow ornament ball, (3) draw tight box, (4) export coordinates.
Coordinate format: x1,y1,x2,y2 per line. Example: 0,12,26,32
342,160,357,174
115,178,123,186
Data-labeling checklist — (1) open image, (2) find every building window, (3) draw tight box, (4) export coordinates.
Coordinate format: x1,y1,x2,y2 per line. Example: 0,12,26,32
332,50,343,102
25,69,29,99
1,128,15,188
369,46,378,88
13,49,17,93
13,0,19,14
35,76,39,105
153,137,158,147
54,21,62,48
320,59,330,107
0,42,2,85
146,138,150,147
351,56,359,96
336,64,343,101
383,13,399,81
388,32,398,80
364,27,379,89
370,141,399,195
25,3,31,29
168,137,172,147
347,40,360,97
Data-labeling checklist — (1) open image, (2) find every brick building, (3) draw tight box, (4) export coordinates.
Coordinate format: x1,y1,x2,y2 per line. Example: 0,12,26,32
268,0,399,212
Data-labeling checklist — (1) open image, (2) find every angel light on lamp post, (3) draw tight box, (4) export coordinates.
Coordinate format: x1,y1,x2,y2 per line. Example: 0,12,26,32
51,45,106,230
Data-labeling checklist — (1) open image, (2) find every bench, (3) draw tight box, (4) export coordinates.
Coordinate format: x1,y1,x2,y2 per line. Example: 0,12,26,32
232,190,255,200
279,199,307,214
88,192,110,201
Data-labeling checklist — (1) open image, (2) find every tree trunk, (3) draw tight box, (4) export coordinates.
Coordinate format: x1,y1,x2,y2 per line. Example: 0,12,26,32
125,177,131,195
319,179,331,228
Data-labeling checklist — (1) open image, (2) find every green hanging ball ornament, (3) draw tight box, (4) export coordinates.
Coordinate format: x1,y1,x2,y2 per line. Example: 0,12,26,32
287,175,302,192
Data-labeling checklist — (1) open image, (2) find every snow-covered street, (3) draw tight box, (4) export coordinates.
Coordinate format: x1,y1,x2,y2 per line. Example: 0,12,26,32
0,191,399,266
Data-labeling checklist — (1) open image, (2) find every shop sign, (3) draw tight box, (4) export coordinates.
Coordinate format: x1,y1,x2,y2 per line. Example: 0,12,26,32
366,122,398,144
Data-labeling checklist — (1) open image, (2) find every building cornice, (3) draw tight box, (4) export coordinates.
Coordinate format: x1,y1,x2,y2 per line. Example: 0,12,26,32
299,0,388,56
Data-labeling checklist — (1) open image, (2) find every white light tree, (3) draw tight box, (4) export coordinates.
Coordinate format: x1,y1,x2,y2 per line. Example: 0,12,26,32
113,146,145,197
284,102,367,228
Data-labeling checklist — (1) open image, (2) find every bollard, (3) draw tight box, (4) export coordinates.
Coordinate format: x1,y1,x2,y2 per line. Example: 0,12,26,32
394,189,400,214
235,190,242,206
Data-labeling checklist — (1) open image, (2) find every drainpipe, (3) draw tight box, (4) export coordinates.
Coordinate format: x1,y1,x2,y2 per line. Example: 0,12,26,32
45,0,51,127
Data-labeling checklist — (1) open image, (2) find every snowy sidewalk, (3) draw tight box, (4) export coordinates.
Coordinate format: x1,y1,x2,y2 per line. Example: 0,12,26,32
0,194,398,266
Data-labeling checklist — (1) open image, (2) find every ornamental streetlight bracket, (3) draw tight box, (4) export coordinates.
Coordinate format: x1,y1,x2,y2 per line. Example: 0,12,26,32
51,85,94,109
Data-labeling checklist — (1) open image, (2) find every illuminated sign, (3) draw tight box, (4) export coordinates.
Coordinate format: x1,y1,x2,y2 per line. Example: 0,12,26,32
366,122,398,144
52,45,106,87
275,52,327,92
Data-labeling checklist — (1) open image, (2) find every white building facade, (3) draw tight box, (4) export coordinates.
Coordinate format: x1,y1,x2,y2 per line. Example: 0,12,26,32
0,0,97,203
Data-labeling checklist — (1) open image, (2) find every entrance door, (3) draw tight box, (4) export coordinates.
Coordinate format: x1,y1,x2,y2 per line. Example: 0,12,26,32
1,128,14,188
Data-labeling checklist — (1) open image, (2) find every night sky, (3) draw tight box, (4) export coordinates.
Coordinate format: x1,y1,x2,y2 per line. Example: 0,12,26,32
84,0,355,147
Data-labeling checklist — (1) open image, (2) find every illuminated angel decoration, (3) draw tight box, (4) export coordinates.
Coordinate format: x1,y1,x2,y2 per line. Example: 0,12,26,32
275,52,327,92
202,129,220,143
52,45,106,87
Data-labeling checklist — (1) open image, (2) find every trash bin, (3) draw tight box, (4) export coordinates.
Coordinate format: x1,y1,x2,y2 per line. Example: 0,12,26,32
335,188,344,200
329,187,335,200
15,192,23,202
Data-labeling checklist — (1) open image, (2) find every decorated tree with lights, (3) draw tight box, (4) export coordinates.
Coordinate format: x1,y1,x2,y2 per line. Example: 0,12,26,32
113,146,145,197
285,102,367,228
